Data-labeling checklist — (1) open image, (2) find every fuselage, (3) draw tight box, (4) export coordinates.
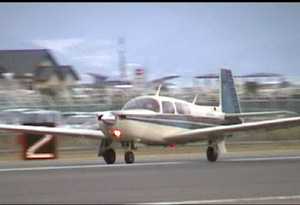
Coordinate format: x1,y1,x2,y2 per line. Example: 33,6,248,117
98,95,242,145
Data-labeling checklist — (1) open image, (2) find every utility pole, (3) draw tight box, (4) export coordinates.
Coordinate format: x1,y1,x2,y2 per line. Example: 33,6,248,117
118,37,126,79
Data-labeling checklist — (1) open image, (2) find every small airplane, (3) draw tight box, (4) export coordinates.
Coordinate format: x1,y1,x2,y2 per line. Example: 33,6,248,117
0,68,300,164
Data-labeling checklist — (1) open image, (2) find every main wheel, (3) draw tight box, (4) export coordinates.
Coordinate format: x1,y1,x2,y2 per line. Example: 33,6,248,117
124,151,134,164
103,148,116,164
206,146,218,162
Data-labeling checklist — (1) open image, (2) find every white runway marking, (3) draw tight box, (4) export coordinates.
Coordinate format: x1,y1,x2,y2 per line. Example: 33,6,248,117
224,155,300,162
1,155,300,172
138,195,300,204
0,161,187,172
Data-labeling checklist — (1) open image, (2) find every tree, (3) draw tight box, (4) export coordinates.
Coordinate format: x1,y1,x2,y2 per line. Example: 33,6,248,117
244,81,260,97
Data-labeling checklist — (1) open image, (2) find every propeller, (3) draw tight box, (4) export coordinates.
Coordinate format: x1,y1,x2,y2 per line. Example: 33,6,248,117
99,112,117,125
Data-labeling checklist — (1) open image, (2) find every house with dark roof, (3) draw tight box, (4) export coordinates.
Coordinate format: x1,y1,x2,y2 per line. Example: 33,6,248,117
34,65,79,87
0,49,79,89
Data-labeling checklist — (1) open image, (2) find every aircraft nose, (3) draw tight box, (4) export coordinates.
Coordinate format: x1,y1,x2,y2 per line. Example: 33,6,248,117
99,112,117,125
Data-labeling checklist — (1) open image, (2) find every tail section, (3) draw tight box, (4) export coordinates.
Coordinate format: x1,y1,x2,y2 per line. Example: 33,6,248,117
219,68,241,114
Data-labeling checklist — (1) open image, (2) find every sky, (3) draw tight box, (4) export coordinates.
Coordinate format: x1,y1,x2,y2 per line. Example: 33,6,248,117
0,3,300,84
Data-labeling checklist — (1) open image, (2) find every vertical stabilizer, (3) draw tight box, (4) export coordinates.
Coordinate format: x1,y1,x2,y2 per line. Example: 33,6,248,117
220,68,241,113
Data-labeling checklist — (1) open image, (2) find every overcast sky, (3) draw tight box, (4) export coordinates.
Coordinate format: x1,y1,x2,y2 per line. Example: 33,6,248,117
1,3,300,83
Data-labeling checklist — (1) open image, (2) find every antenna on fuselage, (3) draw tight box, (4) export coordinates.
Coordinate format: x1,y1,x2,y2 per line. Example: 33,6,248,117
155,84,162,96
192,94,198,104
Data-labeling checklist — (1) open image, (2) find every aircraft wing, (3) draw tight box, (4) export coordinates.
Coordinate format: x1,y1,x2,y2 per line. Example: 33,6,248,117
163,117,300,144
0,124,107,139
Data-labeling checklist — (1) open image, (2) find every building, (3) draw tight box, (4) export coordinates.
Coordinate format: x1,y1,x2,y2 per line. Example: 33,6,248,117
0,49,79,89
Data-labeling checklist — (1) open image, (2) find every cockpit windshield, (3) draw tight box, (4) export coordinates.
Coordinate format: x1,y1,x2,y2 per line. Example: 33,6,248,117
122,97,160,112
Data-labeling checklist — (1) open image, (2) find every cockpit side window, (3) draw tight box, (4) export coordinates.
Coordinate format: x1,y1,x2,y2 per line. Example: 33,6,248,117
122,98,160,112
162,101,175,114
175,102,191,115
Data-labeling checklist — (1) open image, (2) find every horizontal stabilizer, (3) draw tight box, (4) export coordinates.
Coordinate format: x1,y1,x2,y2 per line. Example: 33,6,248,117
225,111,295,119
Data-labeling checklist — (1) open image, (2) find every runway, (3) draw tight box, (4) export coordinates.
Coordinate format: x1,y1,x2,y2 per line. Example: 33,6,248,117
1,150,300,204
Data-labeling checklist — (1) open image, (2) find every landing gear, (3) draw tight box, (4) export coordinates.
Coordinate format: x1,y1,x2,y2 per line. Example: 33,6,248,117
99,140,116,164
99,140,137,165
124,151,134,164
206,138,226,162
206,146,218,162
123,141,136,164
103,148,116,164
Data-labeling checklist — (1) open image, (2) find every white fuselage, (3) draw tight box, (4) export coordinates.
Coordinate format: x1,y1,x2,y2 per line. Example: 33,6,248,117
99,95,227,145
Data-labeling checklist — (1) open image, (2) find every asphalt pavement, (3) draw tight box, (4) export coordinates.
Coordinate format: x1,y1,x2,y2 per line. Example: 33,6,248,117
1,150,300,204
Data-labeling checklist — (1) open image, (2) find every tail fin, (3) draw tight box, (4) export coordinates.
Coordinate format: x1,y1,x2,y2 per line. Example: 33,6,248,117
219,68,241,113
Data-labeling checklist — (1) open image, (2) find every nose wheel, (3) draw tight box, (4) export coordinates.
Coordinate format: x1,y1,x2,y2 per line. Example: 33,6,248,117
124,151,134,164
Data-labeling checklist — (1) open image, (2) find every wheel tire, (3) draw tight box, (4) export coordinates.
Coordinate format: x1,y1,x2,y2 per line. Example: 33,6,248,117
124,151,134,164
206,146,218,162
103,149,116,164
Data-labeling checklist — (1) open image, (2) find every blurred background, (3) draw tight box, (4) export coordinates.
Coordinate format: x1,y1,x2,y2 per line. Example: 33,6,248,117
0,3,300,158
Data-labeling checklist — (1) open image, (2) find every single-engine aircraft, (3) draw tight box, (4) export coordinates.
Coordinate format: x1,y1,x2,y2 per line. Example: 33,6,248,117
0,68,300,164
